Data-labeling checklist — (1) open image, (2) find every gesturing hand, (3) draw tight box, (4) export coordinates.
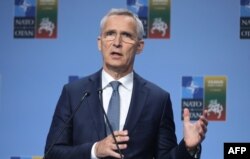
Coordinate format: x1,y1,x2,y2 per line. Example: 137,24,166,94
183,108,208,150
95,130,129,158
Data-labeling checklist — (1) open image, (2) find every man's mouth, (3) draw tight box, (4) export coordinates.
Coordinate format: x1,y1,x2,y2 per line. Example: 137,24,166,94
110,52,122,56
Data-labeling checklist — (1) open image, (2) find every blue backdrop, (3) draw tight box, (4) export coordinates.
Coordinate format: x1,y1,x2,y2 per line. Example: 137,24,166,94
0,1,250,159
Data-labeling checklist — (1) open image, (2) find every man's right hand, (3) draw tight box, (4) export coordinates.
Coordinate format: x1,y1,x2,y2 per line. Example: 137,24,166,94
95,130,129,158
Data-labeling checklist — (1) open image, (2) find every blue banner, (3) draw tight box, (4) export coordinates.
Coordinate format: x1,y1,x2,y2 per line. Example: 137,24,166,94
240,0,250,39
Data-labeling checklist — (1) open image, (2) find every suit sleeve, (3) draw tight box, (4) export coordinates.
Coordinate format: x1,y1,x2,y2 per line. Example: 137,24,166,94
44,85,94,159
155,93,197,159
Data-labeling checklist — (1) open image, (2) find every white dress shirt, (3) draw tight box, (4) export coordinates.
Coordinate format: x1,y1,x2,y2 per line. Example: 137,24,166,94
91,69,133,158
101,69,133,130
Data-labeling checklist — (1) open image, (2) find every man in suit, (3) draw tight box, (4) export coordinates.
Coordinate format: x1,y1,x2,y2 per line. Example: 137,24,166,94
44,8,208,159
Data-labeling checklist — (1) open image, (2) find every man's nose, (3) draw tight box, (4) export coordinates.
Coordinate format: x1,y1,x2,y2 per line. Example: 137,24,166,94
113,34,122,47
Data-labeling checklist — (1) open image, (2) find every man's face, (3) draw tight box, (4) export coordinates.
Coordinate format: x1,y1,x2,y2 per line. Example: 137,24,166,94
98,15,144,74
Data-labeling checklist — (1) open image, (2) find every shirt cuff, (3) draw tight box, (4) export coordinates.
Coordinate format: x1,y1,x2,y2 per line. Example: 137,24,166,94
91,142,99,159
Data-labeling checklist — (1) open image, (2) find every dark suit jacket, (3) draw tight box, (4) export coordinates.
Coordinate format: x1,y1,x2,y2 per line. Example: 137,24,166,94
45,70,196,159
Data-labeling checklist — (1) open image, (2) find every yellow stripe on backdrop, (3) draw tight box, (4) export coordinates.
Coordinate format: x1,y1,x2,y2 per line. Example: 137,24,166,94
32,156,43,159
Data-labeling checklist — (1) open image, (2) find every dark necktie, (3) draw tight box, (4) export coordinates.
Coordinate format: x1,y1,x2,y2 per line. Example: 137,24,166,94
106,81,121,135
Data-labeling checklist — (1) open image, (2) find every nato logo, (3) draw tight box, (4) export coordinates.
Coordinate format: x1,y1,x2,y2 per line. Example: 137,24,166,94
15,0,36,17
241,0,250,16
127,0,148,18
182,76,203,99
182,76,204,120
241,0,250,6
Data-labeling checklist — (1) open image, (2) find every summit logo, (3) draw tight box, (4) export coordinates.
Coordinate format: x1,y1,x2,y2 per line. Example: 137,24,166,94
182,76,227,121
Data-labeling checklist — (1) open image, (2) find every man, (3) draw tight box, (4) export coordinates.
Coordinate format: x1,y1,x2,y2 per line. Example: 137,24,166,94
44,8,208,159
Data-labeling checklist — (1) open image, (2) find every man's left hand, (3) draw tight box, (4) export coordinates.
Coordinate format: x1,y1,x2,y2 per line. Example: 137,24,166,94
183,108,208,150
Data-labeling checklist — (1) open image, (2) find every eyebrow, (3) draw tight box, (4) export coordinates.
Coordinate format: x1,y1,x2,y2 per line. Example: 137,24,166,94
104,29,134,35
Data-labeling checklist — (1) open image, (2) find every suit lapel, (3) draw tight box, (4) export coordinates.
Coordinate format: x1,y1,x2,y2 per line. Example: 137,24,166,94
123,73,148,133
86,70,106,140
87,71,149,138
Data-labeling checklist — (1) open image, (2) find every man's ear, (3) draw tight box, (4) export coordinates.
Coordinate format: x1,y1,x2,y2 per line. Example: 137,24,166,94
136,40,144,54
97,36,101,51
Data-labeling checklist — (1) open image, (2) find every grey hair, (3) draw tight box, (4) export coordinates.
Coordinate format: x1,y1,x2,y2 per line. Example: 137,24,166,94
100,8,144,40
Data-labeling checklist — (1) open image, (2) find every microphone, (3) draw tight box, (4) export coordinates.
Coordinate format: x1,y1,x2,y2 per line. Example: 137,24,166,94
98,89,124,159
43,91,90,159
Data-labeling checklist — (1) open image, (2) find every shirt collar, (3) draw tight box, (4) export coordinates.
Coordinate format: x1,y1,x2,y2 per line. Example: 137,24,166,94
102,69,133,91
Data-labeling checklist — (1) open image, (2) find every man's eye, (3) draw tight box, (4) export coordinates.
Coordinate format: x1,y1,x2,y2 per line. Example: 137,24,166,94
106,31,115,36
122,32,132,38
